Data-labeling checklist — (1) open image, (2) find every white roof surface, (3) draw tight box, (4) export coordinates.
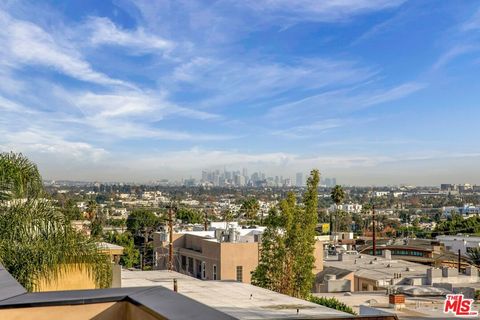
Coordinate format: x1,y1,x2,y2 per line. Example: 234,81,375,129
122,269,352,319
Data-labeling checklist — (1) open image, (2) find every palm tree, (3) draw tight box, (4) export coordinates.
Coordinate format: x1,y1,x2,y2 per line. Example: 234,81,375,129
467,248,480,267
0,152,43,200
330,185,346,239
0,152,112,291
241,198,260,225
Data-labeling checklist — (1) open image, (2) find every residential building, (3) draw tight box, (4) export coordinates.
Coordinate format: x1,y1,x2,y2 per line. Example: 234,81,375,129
436,235,480,256
153,225,324,284
319,250,480,297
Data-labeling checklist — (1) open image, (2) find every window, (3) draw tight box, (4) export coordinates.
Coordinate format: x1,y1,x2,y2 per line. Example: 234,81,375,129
188,257,194,274
213,264,217,280
201,261,206,279
181,255,187,270
236,266,243,282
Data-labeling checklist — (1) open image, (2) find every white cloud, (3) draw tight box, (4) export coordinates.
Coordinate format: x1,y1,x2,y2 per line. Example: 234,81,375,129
0,10,128,87
241,0,406,23
72,90,220,121
271,118,345,138
268,82,426,119
462,9,480,31
0,128,108,162
169,58,376,110
433,45,478,70
87,17,174,53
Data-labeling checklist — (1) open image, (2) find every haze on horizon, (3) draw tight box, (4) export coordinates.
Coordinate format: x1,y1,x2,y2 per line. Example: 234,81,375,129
1,1,480,186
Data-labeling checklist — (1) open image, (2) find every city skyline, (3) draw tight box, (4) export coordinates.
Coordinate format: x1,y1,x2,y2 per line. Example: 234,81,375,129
1,1,480,185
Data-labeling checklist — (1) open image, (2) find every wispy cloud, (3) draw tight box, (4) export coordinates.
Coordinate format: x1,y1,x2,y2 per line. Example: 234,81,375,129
86,17,174,53
268,82,426,119
462,8,480,31
0,10,129,87
240,0,406,23
433,45,479,70
168,58,376,110
271,118,347,139
0,127,108,162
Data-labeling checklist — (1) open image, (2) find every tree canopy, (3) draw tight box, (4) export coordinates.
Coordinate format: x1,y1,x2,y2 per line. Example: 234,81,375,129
252,169,319,298
0,152,112,291
126,208,162,236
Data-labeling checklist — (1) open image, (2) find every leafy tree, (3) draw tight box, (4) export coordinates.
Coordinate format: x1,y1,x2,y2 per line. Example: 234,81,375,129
91,208,107,238
222,209,234,225
106,218,127,228
85,200,98,221
336,210,353,232
251,204,290,294
241,197,260,223
176,207,203,224
467,248,480,267
293,169,319,298
308,296,356,315
0,152,111,291
104,232,139,268
0,152,43,200
62,198,82,221
126,209,161,237
330,185,346,235
252,169,320,299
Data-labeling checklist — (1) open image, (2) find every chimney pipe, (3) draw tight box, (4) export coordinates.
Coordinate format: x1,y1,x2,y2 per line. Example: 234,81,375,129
372,204,376,256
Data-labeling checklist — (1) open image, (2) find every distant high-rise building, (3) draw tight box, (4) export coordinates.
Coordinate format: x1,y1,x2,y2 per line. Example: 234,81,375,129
331,178,337,186
296,172,303,187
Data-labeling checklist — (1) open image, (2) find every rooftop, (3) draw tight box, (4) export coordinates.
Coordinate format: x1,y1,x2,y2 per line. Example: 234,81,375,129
324,254,431,282
314,291,479,320
121,269,353,319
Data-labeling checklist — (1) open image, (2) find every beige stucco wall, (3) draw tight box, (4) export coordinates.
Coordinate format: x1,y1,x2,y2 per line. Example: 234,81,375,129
154,232,324,285
36,264,98,292
313,241,324,273
220,242,259,283
354,276,378,291
0,302,161,320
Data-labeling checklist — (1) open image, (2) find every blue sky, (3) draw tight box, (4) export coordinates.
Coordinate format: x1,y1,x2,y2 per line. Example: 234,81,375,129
1,0,480,185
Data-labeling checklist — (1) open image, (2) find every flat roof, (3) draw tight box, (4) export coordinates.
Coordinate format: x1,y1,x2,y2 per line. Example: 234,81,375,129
324,255,431,281
0,264,233,320
121,269,353,319
312,291,478,320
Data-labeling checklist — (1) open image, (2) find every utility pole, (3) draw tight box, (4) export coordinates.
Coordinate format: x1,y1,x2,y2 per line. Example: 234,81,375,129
204,210,208,231
458,249,461,273
372,204,376,256
168,205,174,271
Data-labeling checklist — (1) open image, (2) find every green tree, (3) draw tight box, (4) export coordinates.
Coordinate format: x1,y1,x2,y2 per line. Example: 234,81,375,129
308,296,356,315
126,209,161,236
330,185,346,235
176,207,203,224
91,208,107,238
104,232,139,268
0,152,111,291
62,198,82,221
0,152,43,200
292,169,319,298
252,169,319,299
467,248,480,267
241,197,260,224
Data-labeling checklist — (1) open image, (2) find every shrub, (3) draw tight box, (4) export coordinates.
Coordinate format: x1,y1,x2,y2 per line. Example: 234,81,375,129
308,295,356,315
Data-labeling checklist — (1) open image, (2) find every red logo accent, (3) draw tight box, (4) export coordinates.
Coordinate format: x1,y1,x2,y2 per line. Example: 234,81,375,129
444,294,478,317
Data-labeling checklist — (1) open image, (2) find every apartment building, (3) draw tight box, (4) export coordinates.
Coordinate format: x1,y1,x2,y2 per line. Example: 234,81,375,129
153,225,324,284
436,235,480,256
